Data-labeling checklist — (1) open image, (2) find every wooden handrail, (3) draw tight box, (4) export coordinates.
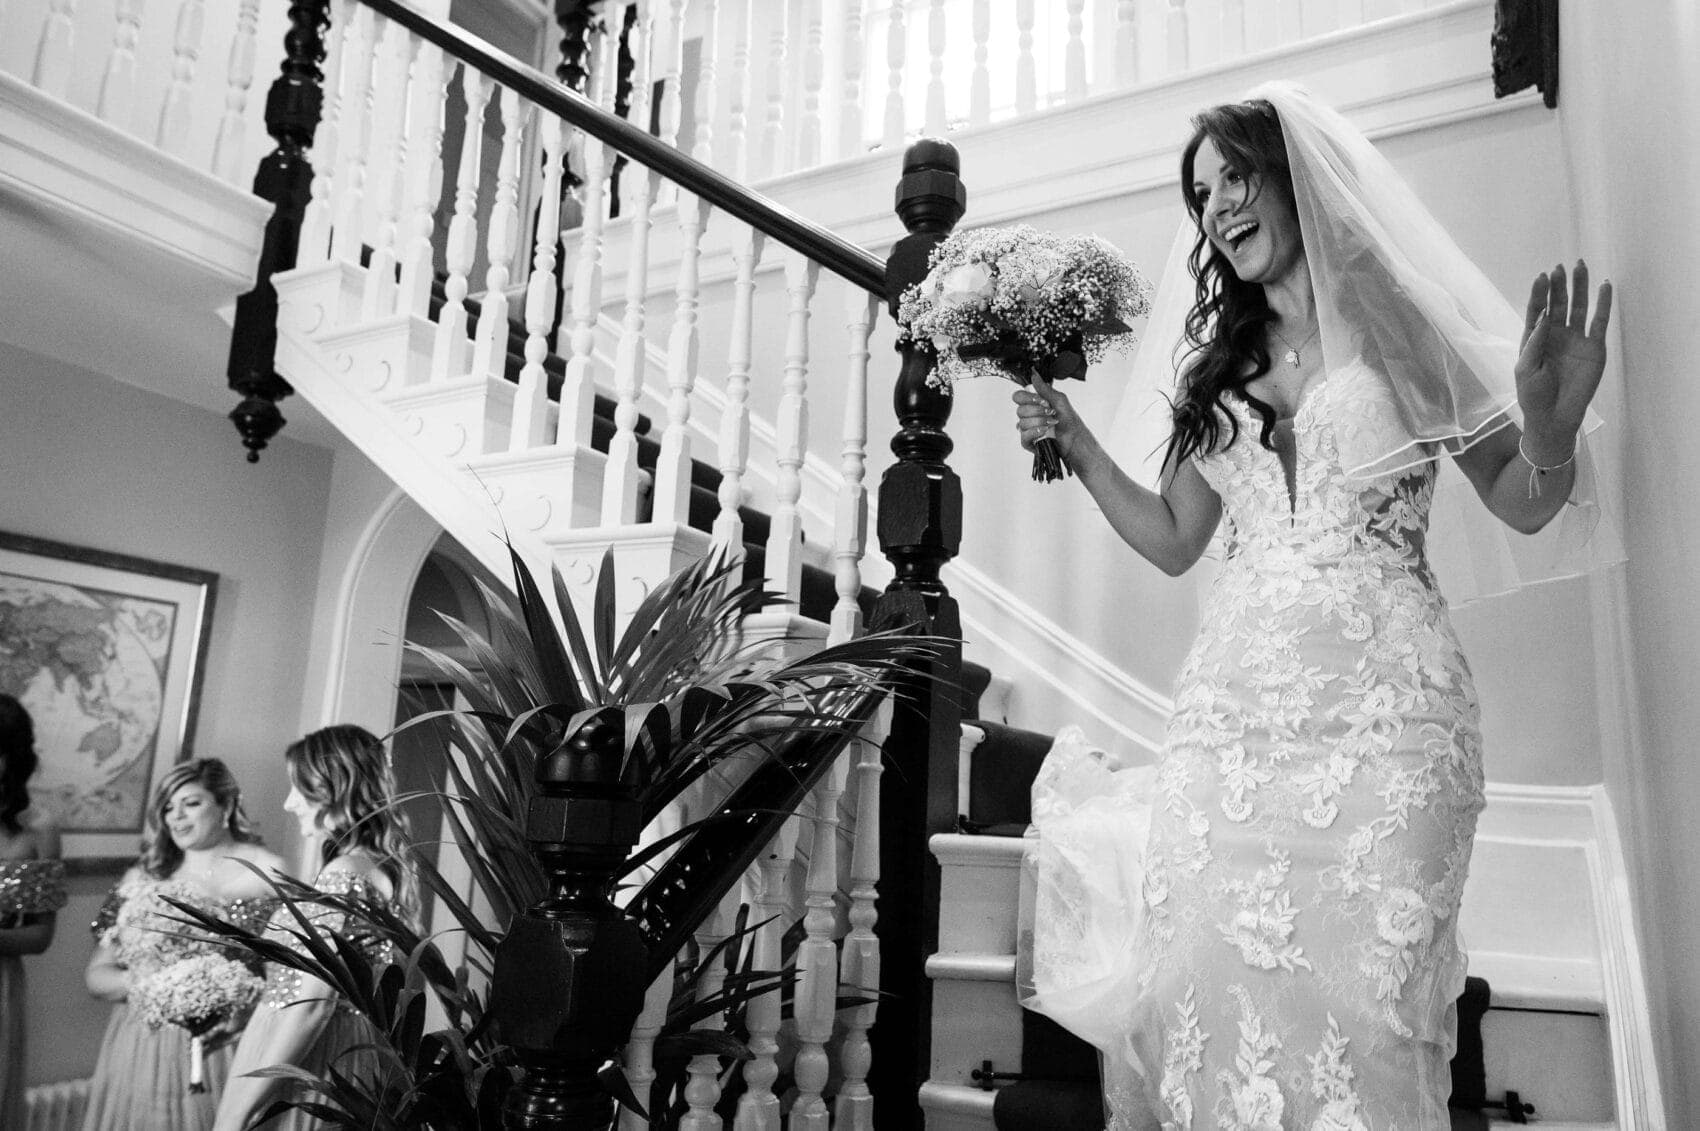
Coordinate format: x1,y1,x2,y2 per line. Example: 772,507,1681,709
357,0,887,296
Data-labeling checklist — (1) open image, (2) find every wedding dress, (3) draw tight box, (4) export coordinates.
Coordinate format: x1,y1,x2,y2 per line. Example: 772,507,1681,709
1028,359,1485,1131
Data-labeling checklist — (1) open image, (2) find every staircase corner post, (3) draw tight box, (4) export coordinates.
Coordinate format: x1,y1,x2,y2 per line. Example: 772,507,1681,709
225,0,331,463
869,135,967,1131
491,706,650,1130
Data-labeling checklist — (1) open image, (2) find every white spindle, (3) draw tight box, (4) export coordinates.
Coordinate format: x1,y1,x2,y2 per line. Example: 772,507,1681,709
833,729,885,1131
32,0,78,98
211,0,261,183
1014,0,1036,116
833,289,877,643
653,192,711,521
798,0,824,168
764,253,818,610
1064,0,1088,101
604,18,658,525
155,0,206,156
1221,0,1246,59
790,755,849,1131
511,112,565,452
616,4,654,218
924,0,947,134
619,960,676,1130
732,824,798,1131
470,87,526,389
656,0,688,204
330,5,377,267
361,16,414,321
297,0,351,265
968,0,991,127
1278,0,1304,41
712,225,765,561
1167,0,1191,75
726,0,754,179
556,32,616,451
430,64,491,383
1115,0,1139,86
757,2,787,178
397,33,449,319
691,0,719,165
680,897,735,1130
837,0,866,157
881,1,906,148
97,0,147,126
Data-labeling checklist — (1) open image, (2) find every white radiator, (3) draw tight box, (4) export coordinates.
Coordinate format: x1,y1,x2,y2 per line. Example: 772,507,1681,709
23,1078,90,1131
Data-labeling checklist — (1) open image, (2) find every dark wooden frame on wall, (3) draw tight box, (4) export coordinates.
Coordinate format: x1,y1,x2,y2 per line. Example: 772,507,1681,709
0,532,218,874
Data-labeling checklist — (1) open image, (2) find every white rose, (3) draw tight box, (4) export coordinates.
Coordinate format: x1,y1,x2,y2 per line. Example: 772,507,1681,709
1312,1098,1368,1131
1376,887,1434,948
1231,1075,1285,1131
937,262,995,309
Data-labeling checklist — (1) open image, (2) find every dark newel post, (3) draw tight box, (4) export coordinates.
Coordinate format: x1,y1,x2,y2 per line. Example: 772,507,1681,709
491,707,649,1129
224,0,329,462
553,0,600,190
870,138,967,1131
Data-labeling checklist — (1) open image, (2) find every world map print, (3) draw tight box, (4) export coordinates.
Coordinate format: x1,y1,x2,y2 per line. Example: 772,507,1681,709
0,572,178,834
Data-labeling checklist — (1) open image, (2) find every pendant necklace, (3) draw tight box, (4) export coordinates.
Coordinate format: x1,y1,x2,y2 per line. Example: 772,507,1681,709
1271,322,1319,368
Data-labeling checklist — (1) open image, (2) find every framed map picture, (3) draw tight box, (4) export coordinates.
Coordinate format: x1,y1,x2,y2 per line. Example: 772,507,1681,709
0,532,217,870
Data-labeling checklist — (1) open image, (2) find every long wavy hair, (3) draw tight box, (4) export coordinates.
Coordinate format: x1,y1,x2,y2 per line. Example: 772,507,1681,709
287,725,414,918
0,695,38,837
142,758,263,879
1164,98,1296,469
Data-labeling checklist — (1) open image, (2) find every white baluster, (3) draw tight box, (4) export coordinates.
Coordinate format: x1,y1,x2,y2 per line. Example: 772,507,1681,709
511,111,564,452
32,0,78,98
618,959,676,1130
833,289,877,643
653,192,712,523
833,727,885,1131
712,224,765,561
616,3,654,218
764,253,818,610
1278,0,1304,41
757,1,786,178
1114,0,1139,87
655,0,688,204
924,0,947,134
397,32,449,320
298,0,351,264
430,64,490,383
1166,0,1191,75
691,0,719,165
1064,0,1088,101
1014,0,1036,116
604,22,659,525
557,32,617,451
798,0,824,168
155,0,206,156
726,0,753,179
732,823,798,1131
881,1,906,148
1221,0,1246,59
790,753,850,1131
470,87,526,390
968,0,991,127
211,0,261,183
97,0,147,126
330,5,376,267
361,16,415,321
680,896,735,1130
837,0,866,157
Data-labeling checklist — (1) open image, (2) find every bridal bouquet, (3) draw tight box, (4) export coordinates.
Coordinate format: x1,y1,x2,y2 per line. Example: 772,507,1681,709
132,953,265,1093
897,224,1151,482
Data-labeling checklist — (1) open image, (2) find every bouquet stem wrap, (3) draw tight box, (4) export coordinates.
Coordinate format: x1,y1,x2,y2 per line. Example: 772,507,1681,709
188,1034,206,1094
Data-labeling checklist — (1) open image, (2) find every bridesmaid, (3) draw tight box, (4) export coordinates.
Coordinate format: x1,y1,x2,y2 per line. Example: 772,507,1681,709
213,725,414,1131
0,695,67,1130
81,759,287,1131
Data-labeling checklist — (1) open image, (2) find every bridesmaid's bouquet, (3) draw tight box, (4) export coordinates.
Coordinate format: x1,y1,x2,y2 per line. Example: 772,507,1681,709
897,225,1151,482
110,880,220,968
132,953,264,1093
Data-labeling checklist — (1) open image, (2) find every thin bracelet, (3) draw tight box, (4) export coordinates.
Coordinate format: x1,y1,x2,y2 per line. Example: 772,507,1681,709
1519,435,1577,499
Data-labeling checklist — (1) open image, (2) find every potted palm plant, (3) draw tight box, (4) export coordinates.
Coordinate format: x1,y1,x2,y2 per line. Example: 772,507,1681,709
179,546,938,1129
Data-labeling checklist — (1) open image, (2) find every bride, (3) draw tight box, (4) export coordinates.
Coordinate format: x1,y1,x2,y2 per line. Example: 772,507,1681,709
1012,83,1616,1128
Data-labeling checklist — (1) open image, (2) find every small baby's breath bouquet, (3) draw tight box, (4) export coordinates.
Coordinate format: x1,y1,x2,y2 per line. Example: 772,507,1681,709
897,224,1151,481
132,953,264,1093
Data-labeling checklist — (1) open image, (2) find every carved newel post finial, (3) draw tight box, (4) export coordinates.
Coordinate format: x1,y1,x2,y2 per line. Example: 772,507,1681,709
491,707,649,1130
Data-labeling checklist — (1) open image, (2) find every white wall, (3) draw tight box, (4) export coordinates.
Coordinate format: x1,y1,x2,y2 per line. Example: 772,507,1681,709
0,342,335,1085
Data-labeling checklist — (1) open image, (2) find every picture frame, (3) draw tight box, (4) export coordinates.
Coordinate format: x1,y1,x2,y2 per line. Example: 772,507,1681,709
0,531,217,873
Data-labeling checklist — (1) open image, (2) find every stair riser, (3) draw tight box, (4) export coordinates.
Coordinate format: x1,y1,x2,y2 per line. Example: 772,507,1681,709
918,1084,997,1131
1482,1009,1615,1124
933,835,1025,956
929,976,1024,1089
318,314,438,396
382,377,516,460
462,448,606,539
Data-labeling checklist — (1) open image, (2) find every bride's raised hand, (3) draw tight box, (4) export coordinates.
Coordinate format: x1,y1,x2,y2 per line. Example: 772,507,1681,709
1013,373,1086,457
1515,260,1612,451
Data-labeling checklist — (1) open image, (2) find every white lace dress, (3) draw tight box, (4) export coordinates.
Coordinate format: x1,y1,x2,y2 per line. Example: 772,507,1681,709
1029,363,1485,1131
